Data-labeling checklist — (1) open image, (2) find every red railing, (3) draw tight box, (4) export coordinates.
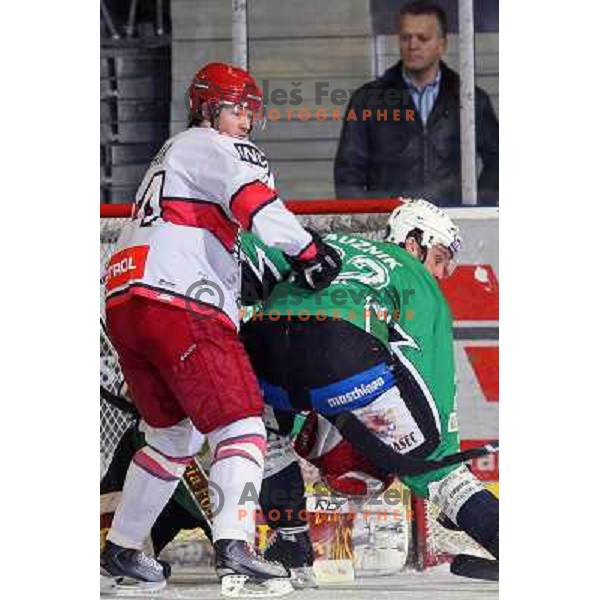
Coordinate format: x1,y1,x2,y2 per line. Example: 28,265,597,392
100,198,402,218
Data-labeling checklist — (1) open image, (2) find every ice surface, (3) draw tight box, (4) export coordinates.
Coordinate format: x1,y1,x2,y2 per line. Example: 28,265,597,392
102,565,499,599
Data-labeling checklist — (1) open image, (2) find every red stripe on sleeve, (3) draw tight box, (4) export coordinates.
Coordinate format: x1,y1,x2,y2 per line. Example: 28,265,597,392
230,180,279,230
295,241,317,262
161,199,239,251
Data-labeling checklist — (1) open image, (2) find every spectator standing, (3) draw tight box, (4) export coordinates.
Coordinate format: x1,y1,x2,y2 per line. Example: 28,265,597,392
334,1,498,206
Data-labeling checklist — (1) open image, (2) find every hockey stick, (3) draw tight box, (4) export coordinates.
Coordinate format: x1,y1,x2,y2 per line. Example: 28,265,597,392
450,554,499,581
330,412,498,477
100,385,138,416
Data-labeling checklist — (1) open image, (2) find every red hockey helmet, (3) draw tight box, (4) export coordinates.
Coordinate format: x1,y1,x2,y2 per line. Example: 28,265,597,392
188,62,263,121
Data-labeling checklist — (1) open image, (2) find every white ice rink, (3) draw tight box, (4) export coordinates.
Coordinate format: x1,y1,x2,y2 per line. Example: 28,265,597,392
99,565,498,600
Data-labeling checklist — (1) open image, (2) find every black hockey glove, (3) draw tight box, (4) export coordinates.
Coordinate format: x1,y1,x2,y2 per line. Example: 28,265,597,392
287,231,342,291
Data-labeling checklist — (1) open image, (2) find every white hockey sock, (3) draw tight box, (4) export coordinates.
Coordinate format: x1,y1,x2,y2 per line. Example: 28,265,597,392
208,417,266,543
107,446,189,550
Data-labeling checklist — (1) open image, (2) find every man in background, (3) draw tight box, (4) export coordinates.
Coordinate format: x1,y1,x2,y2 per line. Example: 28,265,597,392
334,1,498,206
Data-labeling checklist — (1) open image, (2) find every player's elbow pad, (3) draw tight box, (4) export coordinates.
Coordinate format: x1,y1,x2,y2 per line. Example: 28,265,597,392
287,232,342,291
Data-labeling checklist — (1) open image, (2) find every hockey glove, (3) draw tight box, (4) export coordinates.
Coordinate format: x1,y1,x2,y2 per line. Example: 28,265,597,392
287,231,342,291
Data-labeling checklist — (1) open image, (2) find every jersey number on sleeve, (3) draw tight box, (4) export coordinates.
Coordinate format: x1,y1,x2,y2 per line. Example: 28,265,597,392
135,171,165,227
336,255,389,289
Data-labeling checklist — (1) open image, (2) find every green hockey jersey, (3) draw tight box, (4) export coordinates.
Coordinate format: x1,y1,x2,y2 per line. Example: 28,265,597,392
242,231,452,380
240,230,458,439
241,231,462,496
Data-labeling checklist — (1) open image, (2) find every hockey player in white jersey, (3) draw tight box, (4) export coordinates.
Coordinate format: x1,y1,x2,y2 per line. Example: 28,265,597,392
101,62,341,597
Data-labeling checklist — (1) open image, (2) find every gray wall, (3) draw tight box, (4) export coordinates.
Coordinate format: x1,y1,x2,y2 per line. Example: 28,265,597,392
171,0,498,200
101,45,171,203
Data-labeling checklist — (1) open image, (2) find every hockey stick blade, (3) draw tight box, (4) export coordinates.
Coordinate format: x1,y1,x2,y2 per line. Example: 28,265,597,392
331,412,498,476
450,554,499,581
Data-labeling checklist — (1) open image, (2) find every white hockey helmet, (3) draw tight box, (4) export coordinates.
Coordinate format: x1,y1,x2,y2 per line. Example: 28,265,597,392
384,198,462,257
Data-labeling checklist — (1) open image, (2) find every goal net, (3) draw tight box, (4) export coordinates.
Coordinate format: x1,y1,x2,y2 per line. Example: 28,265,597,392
100,200,491,574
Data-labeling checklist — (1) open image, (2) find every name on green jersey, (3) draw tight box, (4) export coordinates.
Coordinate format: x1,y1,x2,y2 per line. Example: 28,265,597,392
326,234,400,270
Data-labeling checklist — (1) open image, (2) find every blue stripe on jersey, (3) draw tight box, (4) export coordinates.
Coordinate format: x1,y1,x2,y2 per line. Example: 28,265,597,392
259,379,295,412
309,363,395,416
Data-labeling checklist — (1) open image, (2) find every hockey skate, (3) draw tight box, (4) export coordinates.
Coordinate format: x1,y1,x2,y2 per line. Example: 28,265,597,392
451,530,499,581
100,540,167,596
215,539,293,598
264,526,317,589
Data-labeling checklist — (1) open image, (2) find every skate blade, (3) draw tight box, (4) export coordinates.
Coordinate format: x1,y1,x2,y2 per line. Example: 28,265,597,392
101,571,117,594
100,576,167,597
290,566,318,589
220,574,294,598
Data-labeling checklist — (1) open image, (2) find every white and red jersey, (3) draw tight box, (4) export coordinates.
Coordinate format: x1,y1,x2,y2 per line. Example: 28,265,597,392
104,127,316,328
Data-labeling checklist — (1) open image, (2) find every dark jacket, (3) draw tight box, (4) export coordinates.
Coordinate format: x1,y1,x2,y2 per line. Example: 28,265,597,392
334,61,499,206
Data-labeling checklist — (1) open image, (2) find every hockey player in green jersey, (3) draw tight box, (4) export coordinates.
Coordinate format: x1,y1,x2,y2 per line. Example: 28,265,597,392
240,199,499,581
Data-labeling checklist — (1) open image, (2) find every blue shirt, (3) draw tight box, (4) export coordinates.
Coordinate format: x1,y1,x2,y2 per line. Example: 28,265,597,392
402,69,441,125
